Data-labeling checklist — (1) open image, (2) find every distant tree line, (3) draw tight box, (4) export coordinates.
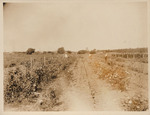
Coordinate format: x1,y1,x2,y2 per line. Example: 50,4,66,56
25,47,147,55
98,48,148,53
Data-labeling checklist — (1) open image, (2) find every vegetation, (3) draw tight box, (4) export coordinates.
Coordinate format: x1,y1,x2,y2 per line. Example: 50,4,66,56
57,47,65,54
3,47,148,111
26,48,35,55
67,51,72,54
98,47,148,53
77,50,88,54
4,53,76,104
90,49,96,54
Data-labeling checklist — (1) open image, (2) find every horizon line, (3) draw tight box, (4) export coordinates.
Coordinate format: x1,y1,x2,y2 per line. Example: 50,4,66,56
3,47,148,53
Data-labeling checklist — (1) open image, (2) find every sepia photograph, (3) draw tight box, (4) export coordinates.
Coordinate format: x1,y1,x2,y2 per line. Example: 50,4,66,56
2,0,149,112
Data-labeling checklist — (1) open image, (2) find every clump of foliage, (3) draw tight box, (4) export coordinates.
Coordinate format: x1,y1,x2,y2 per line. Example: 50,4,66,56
93,61,129,91
4,54,76,104
4,67,39,103
90,49,96,54
77,50,88,54
26,48,35,55
122,94,148,111
48,51,54,54
57,47,65,54
67,51,72,54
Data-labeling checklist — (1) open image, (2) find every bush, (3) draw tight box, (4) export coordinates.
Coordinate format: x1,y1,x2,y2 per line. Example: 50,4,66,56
4,67,39,103
43,51,47,54
26,48,35,55
4,54,77,104
67,51,72,54
77,50,88,54
48,51,54,54
122,94,148,111
57,47,65,54
90,49,96,54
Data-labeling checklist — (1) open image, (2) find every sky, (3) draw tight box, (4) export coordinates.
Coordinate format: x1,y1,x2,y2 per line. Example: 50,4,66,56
3,2,148,52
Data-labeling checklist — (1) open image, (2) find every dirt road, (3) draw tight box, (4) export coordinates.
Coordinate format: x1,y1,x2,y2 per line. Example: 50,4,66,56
59,54,125,111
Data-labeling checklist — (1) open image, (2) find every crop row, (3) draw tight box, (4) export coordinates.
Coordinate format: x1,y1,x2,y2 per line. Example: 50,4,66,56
111,53,148,59
4,54,76,103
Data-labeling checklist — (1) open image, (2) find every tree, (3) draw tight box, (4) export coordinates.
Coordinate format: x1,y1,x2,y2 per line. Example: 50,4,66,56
26,48,35,55
57,47,65,54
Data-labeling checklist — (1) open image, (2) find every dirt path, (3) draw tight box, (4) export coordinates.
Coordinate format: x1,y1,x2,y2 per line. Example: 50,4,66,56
60,55,125,111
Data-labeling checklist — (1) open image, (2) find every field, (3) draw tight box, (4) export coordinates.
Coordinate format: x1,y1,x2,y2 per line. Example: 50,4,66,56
3,49,148,111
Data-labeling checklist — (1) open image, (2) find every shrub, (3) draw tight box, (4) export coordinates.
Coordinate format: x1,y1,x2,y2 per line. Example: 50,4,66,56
77,50,88,54
4,67,38,103
26,48,35,55
67,51,72,54
122,94,148,111
57,47,65,54
43,51,47,54
90,49,96,54
4,54,77,104
48,51,54,54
